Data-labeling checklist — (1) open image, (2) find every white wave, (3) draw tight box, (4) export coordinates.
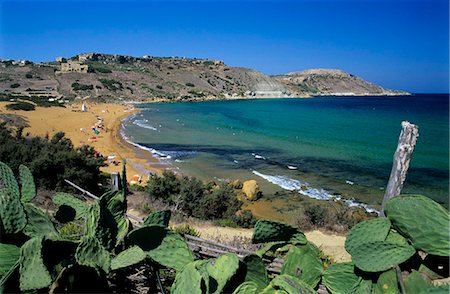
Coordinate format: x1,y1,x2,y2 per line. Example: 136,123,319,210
119,129,171,161
133,119,158,131
252,170,379,213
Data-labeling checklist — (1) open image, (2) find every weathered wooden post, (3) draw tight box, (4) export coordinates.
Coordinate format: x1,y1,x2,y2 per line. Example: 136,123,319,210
380,121,419,216
111,172,121,192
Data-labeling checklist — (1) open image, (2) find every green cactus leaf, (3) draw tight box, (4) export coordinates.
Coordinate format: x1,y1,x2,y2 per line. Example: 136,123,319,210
243,254,269,289
252,220,305,244
116,217,131,245
345,218,391,256
18,165,36,203
206,253,240,294
323,262,361,294
373,269,399,294
268,274,316,294
352,241,415,272
101,191,126,220
418,264,444,280
385,229,409,246
404,270,432,294
171,260,209,294
23,203,58,238
143,210,171,227
419,285,450,294
255,241,287,257
53,192,89,219
0,244,20,276
0,162,19,198
75,236,111,273
19,236,52,291
85,201,117,250
385,195,450,256
0,188,27,235
232,281,260,294
128,225,194,271
350,278,373,294
0,260,19,293
281,243,323,288
111,246,146,270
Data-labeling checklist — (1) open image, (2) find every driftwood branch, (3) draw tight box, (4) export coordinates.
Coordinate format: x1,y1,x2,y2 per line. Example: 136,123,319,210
380,121,419,217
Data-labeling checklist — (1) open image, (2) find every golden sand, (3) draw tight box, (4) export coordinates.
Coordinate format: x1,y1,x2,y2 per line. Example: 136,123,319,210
0,101,164,182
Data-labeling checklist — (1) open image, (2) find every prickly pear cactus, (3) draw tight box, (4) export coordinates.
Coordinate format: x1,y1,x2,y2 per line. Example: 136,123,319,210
351,240,415,272
0,187,27,234
19,164,36,203
0,243,20,276
206,253,240,294
171,260,209,294
53,192,89,219
281,243,323,288
373,269,399,294
232,281,259,294
385,229,409,246
345,218,391,256
75,236,111,273
252,220,305,244
264,274,316,294
0,162,20,197
85,201,118,250
128,225,194,271
19,236,52,291
143,209,171,227
350,278,373,294
243,254,269,289
23,203,58,238
385,195,450,256
323,262,361,294
111,246,146,270
404,270,431,294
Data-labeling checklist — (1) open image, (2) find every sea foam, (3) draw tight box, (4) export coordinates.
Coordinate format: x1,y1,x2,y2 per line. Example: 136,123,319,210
252,170,379,213
132,119,158,131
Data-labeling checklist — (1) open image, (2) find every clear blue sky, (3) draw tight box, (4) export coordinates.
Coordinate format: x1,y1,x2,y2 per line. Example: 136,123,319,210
0,0,448,93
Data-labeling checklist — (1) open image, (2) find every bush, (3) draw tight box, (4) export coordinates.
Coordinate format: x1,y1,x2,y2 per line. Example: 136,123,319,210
231,210,257,228
185,82,195,87
25,73,33,78
10,83,20,88
99,79,123,91
71,82,94,91
6,101,35,111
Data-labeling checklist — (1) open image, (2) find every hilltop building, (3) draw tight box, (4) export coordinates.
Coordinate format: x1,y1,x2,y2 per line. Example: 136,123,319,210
58,61,88,73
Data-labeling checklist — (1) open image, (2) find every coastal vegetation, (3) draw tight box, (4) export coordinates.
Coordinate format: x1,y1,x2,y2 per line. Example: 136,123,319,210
5,101,35,111
0,161,448,293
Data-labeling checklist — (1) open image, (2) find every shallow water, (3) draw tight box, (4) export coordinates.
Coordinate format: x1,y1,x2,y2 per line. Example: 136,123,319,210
122,94,449,209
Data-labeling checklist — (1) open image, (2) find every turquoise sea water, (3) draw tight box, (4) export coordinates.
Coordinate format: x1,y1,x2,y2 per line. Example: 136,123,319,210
122,94,449,209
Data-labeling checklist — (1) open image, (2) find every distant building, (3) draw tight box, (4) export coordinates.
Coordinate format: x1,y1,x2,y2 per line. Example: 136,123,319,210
59,61,88,73
55,57,66,62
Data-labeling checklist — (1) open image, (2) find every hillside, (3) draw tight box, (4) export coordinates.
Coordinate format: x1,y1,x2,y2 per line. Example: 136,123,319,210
0,53,408,103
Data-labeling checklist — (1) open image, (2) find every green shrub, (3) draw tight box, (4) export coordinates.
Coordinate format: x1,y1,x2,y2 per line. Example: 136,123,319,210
231,210,257,228
172,224,201,237
99,78,123,91
10,83,20,88
214,218,238,228
185,83,195,87
71,82,94,91
25,73,33,78
6,101,35,111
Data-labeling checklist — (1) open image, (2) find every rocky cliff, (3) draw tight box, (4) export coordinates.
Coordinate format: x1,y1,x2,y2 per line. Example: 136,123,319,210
0,53,408,103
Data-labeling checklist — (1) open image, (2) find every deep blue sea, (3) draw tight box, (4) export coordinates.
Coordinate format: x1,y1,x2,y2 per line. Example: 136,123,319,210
122,94,449,210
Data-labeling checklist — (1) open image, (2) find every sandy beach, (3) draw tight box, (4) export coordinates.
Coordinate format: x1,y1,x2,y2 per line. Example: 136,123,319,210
0,101,163,182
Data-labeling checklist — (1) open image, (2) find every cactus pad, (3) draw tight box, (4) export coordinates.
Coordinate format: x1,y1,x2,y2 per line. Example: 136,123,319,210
281,243,323,288
266,274,316,294
351,241,415,272
0,243,20,276
232,281,259,294
171,260,208,294
19,165,36,203
252,220,305,244
385,229,409,246
111,246,146,270
206,253,240,294
128,225,194,271
75,236,111,273
19,236,52,291
404,270,431,294
85,201,117,250
373,269,399,294
53,192,89,219
143,209,171,227
0,162,19,197
385,195,450,256
243,254,269,289
23,203,58,238
0,187,27,234
345,218,391,256
323,262,361,294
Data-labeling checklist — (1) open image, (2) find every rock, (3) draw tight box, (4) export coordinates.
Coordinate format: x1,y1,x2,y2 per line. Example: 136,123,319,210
242,180,262,201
